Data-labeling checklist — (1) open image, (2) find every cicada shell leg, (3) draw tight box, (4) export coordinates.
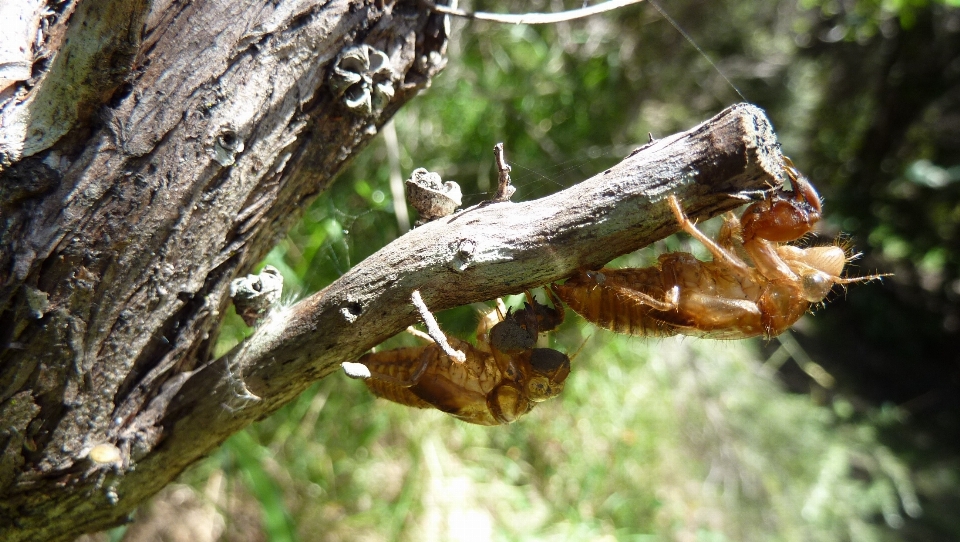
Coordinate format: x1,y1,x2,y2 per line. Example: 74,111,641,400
667,195,752,276
608,283,679,311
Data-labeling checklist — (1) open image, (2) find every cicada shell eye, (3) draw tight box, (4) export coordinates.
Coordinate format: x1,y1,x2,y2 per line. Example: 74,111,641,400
800,271,834,302
789,245,848,302
526,348,571,401
526,375,556,401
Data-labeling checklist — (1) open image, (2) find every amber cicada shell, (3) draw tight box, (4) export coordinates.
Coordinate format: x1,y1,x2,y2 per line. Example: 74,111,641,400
348,293,570,425
554,161,885,339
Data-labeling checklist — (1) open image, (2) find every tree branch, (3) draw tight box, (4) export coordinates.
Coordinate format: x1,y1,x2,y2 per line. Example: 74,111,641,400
0,1,449,539
127,102,786,497
236,103,786,373
0,99,783,541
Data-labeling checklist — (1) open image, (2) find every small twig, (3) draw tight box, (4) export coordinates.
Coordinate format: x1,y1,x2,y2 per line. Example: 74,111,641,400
411,290,466,362
420,0,645,25
491,142,515,202
405,326,434,343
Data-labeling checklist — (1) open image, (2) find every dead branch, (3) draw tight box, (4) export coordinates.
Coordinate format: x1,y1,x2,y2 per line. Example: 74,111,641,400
0,1,449,540
131,103,787,502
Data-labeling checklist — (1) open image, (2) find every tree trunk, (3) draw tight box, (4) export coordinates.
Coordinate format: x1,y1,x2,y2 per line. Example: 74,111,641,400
0,1,786,540
0,0,447,539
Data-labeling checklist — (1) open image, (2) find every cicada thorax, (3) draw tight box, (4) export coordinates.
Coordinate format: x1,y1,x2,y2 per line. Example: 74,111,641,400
515,293,565,336
740,196,819,243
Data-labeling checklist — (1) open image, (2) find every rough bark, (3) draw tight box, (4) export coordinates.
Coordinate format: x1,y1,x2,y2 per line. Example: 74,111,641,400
0,0,447,540
0,0,786,540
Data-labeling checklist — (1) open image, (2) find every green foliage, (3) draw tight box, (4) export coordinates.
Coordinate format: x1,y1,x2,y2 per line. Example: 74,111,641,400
799,0,959,34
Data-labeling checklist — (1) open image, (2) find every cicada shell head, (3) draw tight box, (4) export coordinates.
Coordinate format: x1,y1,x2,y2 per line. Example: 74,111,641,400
779,244,850,302
524,348,571,402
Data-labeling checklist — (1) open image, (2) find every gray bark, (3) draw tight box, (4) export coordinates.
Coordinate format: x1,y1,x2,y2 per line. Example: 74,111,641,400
0,0,785,539
0,0,446,540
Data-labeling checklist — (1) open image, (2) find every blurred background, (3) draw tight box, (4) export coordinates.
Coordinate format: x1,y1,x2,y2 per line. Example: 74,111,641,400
92,0,960,540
